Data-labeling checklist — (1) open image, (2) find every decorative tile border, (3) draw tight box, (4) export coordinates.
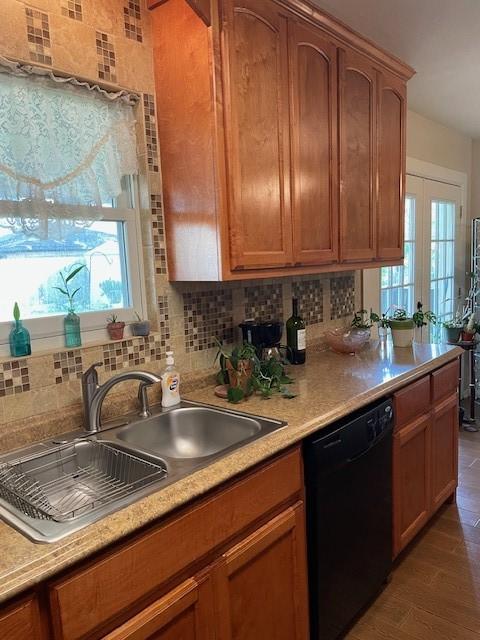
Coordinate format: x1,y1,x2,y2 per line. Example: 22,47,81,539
330,275,355,319
124,0,143,42
183,290,234,353
143,94,159,173
53,350,83,384
293,279,324,326
151,194,167,275
103,335,167,372
244,284,283,321
96,31,116,83
25,7,52,65
0,360,30,397
157,295,171,349
61,0,83,21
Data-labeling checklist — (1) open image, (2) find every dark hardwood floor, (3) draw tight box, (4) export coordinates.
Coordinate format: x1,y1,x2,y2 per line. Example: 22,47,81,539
346,429,480,640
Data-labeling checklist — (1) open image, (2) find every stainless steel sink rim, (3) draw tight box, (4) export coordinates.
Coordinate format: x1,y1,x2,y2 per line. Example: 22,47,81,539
0,401,286,543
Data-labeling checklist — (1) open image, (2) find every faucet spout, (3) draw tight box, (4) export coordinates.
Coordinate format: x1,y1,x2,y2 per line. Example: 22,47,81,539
83,369,161,433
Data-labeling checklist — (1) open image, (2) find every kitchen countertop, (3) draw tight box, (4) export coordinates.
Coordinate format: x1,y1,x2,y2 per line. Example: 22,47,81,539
0,340,462,604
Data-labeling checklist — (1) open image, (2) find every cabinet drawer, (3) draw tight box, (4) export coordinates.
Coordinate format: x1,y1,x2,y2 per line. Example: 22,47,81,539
394,375,431,430
0,595,44,640
49,447,302,640
431,360,459,403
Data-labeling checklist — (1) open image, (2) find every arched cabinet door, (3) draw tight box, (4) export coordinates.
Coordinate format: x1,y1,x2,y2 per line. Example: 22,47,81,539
221,0,293,270
289,20,338,266
376,70,406,261
339,50,376,263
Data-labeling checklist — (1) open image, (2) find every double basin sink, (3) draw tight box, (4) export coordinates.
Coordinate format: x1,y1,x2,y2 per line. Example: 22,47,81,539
0,402,285,542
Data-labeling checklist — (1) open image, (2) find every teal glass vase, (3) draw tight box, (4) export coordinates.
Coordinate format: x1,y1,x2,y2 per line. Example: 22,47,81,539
9,320,32,357
64,312,81,348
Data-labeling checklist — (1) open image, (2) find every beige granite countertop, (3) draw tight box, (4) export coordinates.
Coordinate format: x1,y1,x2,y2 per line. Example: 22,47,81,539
0,341,462,604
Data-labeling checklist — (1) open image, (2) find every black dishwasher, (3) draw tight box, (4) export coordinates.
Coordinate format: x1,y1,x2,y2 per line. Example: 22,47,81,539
303,397,394,640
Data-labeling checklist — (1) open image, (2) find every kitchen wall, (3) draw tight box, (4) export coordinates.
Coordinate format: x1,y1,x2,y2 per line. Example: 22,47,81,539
0,0,358,449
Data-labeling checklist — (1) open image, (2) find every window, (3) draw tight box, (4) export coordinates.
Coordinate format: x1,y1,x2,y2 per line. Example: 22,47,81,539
380,195,416,316
0,71,145,353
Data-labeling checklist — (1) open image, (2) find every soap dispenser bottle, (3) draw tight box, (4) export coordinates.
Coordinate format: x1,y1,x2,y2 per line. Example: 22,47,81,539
161,351,181,408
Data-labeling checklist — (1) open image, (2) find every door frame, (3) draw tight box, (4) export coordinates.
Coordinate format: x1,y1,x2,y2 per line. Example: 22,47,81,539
363,157,468,321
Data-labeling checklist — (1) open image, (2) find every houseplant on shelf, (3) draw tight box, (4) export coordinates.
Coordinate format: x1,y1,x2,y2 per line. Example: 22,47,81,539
412,302,437,343
215,340,294,403
106,313,126,341
131,311,150,337
53,264,86,348
443,312,464,344
9,302,31,357
462,314,478,342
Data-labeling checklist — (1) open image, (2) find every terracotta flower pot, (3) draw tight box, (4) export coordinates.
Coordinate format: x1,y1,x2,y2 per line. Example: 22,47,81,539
107,321,125,340
226,359,254,395
462,330,475,342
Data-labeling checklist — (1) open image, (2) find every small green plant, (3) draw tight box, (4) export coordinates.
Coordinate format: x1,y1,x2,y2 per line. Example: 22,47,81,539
53,264,86,314
351,309,380,330
215,339,295,403
412,302,436,328
13,302,20,322
107,313,119,324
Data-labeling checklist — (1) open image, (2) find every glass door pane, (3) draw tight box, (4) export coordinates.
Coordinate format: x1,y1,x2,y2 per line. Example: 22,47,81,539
429,199,456,342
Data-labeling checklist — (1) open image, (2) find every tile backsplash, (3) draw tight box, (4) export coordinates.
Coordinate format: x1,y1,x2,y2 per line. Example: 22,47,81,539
0,0,360,448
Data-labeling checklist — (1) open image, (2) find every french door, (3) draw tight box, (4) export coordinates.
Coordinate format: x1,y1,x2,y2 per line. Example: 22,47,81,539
364,174,464,342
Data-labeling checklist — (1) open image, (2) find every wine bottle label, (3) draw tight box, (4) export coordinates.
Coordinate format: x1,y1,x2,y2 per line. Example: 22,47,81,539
297,329,306,351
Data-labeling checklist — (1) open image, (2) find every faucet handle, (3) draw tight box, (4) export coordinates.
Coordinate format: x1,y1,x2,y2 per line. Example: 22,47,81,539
82,362,103,382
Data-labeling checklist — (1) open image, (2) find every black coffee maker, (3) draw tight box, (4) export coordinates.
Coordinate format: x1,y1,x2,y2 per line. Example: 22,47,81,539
239,320,289,361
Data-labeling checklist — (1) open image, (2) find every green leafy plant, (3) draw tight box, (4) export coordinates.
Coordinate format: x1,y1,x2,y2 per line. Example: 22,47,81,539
13,302,20,322
53,264,86,314
215,339,295,403
107,313,119,324
351,309,380,330
412,302,436,328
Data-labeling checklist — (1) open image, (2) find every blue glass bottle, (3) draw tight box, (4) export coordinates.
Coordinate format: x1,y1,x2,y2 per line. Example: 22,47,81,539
64,311,81,348
9,320,32,357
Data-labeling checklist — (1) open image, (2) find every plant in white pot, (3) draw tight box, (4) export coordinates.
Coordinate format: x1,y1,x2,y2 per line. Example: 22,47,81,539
387,303,436,347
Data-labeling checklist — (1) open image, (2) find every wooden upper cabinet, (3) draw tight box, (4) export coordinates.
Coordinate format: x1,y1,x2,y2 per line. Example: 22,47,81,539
339,49,376,263
376,70,406,261
289,20,338,265
221,0,293,270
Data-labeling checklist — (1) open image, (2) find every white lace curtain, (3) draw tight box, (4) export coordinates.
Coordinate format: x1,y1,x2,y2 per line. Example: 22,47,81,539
0,61,139,235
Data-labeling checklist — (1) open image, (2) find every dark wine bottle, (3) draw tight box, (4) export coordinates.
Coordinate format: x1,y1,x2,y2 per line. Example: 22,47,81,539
286,297,306,364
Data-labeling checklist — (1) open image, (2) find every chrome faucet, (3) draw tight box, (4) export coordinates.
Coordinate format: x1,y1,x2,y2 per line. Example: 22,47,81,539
81,363,161,433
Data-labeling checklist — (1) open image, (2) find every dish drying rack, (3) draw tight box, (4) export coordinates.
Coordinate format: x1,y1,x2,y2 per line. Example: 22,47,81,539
0,440,167,522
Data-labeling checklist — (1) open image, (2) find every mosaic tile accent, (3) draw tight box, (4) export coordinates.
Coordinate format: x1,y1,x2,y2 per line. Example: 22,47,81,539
183,290,234,353
0,360,30,397
158,295,171,349
103,334,168,372
293,279,324,326
244,284,283,321
61,0,83,21
53,350,83,384
25,7,52,65
124,0,143,42
330,275,355,319
143,94,159,173
96,31,116,83
151,194,167,275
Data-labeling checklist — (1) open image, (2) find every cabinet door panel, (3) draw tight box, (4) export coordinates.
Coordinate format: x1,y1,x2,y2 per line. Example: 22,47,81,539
431,393,458,513
222,0,293,269
103,576,214,640
339,50,376,262
393,415,431,557
213,503,309,640
0,596,44,640
290,21,338,265
377,70,406,260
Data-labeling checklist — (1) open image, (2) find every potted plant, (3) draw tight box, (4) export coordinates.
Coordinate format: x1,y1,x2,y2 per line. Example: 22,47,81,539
131,312,150,337
9,302,31,357
443,312,464,344
412,302,437,342
462,314,477,342
350,309,380,337
387,303,436,347
215,340,294,403
107,313,126,340
53,264,86,348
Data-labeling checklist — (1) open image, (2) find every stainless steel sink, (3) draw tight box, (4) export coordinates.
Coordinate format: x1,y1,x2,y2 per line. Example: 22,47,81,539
114,406,262,459
0,401,286,543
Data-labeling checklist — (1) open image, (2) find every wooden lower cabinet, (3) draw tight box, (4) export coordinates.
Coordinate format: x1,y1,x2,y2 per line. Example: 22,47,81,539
103,575,215,640
212,503,309,640
431,393,459,513
393,414,431,556
393,362,460,557
0,595,45,640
